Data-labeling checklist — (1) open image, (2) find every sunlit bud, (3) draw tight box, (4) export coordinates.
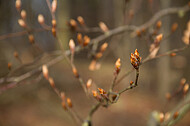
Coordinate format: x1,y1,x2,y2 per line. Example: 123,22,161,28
99,22,109,32
156,21,162,29
183,83,189,95
86,79,92,89
48,77,55,88
83,35,90,46
42,65,49,80
164,112,171,121
28,34,35,44
165,93,171,100
89,60,96,71
171,23,178,32
77,16,85,26
70,19,77,30
72,66,79,78
180,78,186,86
77,33,83,44
15,0,21,11
170,53,176,57
18,19,26,28
38,14,44,25
100,43,108,53
61,92,66,101
136,30,141,37
130,49,141,69
13,51,19,58
98,88,106,95
115,58,121,74
155,34,163,43
130,81,134,86
61,101,67,110
8,63,12,70
66,98,72,108
52,27,56,37
173,111,179,119
51,0,57,13
92,90,98,97
159,112,164,123
95,52,103,59
69,39,75,54
52,19,56,27
21,10,26,19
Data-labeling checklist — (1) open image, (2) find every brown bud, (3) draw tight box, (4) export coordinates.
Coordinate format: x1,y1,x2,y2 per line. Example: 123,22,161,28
15,0,21,11
70,19,77,30
77,16,85,26
38,14,44,25
89,60,96,71
18,19,26,28
136,30,141,37
155,34,163,43
99,22,109,32
159,112,164,123
72,66,79,78
42,65,49,80
83,35,90,46
61,101,67,110
171,23,178,32
52,19,56,27
183,83,189,95
170,53,176,57
92,90,98,97
51,0,57,13
130,49,141,69
8,63,12,70
13,51,19,58
100,43,108,53
156,21,162,29
173,111,179,119
77,33,83,44
21,10,26,19
49,77,55,88
28,34,35,44
86,79,92,89
130,81,134,86
61,92,66,101
52,27,56,37
67,98,72,108
95,52,103,59
165,93,171,100
69,39,75,54
115,58,121,74
180,78,186,86
98,88,106,95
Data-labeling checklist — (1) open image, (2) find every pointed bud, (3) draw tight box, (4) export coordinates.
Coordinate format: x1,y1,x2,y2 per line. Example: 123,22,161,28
42,65,49,80
61,101,67,110
100,43,108,53
86,79,92,89
21,10,26,19
69,39,75,54
159,112,164,123
38,14,45,25
183,83,189,95
99,22,109,32
69,19,77,30
61,92,66,101
15,0,21,11
98,88,106,95
77,33,83,44
52,27,56,37
171,23,178,32
156,21,162,29
130,49,141,69
67,98,72,108
83,35,90,46
155,34,163,43
136,30,141,37
52,19,56,27
18,19,26,28
51,0,57,13
48,77,55,88
173,111,179,119
115,58,121,74
72,66,79,78
170,53,176,57
8,63,12,70
77,16,85,26
95,52,103,59
28,34,35,44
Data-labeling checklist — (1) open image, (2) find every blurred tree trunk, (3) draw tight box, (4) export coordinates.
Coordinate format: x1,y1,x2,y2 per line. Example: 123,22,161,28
157,0,171,98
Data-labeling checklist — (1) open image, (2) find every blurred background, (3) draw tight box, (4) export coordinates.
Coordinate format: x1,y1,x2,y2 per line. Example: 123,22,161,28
0,0,190,126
